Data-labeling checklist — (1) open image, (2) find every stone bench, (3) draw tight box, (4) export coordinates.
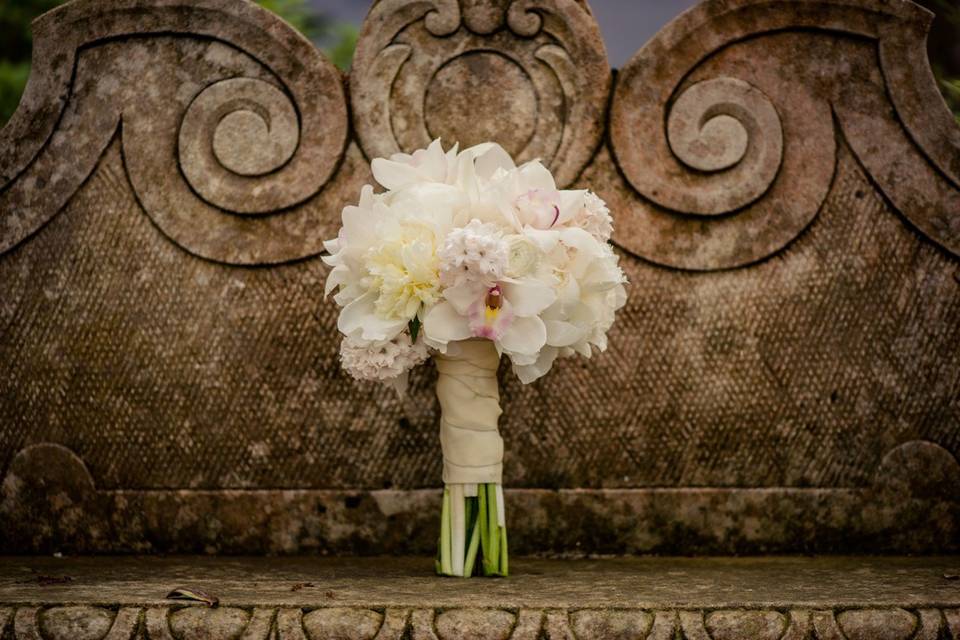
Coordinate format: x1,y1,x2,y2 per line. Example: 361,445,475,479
2,556,960,639
1,0,958,629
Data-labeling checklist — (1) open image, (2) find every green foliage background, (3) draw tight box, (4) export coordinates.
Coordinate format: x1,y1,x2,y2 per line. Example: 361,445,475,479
0,0,357,126
930,0,960,124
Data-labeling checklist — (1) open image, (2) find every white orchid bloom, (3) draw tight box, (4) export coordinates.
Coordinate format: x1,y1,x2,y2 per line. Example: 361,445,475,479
422,276,555,364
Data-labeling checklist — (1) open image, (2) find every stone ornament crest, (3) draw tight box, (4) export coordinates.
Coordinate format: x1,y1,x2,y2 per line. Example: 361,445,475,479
607,0,960,270
350,0,611,188
0,0,350,265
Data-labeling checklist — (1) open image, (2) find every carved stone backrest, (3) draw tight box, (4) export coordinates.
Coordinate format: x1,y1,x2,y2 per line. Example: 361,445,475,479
1,0,958,554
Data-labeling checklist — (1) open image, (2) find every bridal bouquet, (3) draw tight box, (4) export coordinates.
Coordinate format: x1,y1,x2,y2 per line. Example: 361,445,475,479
324,140,626,577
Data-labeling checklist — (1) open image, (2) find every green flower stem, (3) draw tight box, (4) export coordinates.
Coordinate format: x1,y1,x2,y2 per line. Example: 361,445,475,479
463,505,481,578
500,523,508,576
484,483,501,576
437,483,507,578
450,484,466,576
440,487,452,576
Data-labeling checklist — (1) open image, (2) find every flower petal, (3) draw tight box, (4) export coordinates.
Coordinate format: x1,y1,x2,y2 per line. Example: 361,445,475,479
518,160,557,191
501,279,556,317
544,319,586,347
372,158,422,191
324,265,350,297
498,315,547,355
444,282,485,315
513,346,559,384
423,301,473,346
338,291,406,342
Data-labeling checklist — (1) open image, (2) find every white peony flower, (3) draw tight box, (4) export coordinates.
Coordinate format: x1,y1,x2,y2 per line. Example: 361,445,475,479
365,218,442,321
340,332,430,394
439,220,508,287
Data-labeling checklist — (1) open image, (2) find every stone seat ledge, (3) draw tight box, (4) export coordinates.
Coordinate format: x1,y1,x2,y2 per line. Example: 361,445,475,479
1,556,959,639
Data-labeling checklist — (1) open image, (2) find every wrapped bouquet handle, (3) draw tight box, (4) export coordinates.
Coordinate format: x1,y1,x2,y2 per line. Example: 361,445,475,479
323,139,627,578
436,340,503,485
435,340,507,577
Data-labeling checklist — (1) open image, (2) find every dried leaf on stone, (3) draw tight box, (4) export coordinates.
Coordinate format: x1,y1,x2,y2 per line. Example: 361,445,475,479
290,582,314,592
166,587,219,607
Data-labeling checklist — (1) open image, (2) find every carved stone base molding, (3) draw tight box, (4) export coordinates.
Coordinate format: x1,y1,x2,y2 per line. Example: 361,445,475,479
2,557,959,640
2,606,959,640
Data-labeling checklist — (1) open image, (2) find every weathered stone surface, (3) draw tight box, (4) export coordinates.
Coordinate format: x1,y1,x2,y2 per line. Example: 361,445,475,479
2,596,960,639
836,608,917,640
303,607,382,640
704,610,785,640
0,0,958,557
434,609,515,640
39,607,113,640
3,556,959,612
570,610,652,640
169,607,251,640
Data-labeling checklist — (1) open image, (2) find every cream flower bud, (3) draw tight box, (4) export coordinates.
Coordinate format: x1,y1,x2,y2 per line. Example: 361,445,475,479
504,234,541,278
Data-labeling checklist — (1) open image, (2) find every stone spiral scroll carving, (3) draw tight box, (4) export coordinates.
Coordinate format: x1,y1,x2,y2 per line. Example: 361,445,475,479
0,0,349,265
351,0,611,187
608,0,960,270
178,78,303,213
664,77,784,212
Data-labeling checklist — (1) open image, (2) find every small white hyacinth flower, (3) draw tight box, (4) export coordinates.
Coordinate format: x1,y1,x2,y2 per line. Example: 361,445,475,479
573,191,614,241
438,219,508,287
339,333,429,394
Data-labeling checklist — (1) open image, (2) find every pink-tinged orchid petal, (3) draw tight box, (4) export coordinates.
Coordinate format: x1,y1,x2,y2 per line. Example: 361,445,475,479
499,315,547,355
423,301,473,346
468,289,514,340
514,188,562,230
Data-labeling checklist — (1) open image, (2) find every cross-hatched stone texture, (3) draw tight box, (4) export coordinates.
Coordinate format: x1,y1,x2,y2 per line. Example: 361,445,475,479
0,0,959,553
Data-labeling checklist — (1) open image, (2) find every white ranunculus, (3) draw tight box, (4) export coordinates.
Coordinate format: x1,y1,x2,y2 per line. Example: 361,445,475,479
503,234,541,279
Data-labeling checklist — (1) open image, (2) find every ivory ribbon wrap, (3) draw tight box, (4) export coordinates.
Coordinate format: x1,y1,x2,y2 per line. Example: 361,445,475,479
434,340,503,485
